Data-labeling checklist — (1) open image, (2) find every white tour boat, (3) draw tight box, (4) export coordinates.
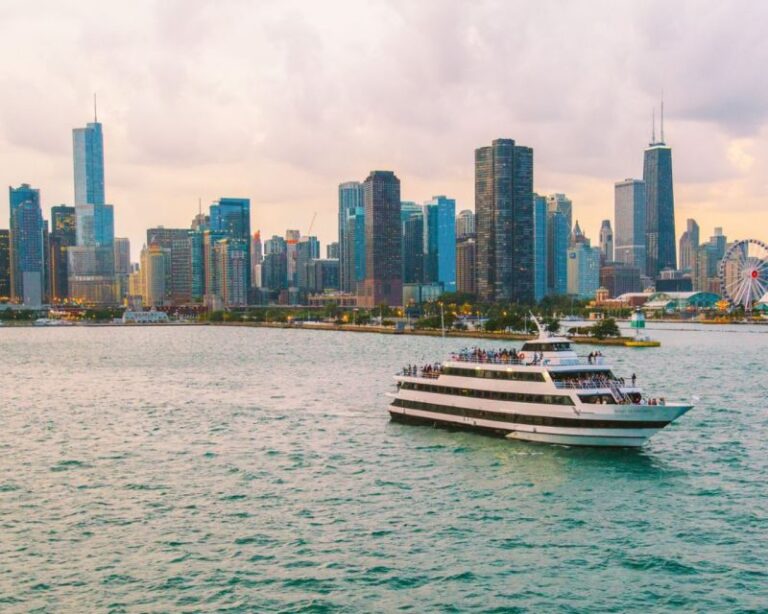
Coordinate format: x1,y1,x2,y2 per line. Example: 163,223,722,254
388,317,692,447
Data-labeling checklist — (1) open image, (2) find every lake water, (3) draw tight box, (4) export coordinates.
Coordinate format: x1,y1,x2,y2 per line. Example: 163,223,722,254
1,324,767,612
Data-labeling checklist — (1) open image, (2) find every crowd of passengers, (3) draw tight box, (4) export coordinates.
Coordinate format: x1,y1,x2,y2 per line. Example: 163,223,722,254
402,363,442,378
451,347,549,364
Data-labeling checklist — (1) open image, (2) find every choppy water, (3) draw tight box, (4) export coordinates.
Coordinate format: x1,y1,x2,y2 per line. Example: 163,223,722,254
1,324,767,612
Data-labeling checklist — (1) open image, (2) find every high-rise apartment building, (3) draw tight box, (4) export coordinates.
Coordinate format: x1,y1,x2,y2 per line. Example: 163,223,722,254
49,205,76,302
644,124,676,277
599,220,613,265
326,242,339,260
113,237,131,302
679,218,700,274
261,235,288,292
360,170,402,307
210,197,251,290
251,231,263,289
475,138,534,303
214,238,248,306
341,210,365,293
423,195,456,292
614,178,646,272
0,229,10,299
9,184,45,306
338,181,364,293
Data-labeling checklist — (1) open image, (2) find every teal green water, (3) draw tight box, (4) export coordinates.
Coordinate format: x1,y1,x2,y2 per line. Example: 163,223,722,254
1,324,767,612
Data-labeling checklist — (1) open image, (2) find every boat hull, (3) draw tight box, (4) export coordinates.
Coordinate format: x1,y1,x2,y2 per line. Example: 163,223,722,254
388,403,692,448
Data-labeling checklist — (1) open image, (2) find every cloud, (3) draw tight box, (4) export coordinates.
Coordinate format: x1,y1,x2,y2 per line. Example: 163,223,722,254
0,0,766,255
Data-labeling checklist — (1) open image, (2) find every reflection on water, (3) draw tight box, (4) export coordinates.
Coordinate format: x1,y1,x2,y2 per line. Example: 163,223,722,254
0,325,767,611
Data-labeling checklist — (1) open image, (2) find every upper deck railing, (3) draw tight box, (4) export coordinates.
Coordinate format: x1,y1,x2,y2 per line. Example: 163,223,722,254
448,353,606,367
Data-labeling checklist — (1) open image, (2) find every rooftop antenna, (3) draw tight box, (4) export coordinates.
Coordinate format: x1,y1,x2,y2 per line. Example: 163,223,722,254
651,107,656,144
660,90,665,144
93,93,98,122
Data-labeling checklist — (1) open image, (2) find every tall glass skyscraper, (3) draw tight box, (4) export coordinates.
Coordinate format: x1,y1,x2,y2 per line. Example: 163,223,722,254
533,194,547,302
9,184,45,305
614,178,646,273
49,205,76,302
69,118,117,304
423,195,456,293
475,138,534,303
643,135,676,277
546,210,568,296
209,197,251,292
0,229,10,299
338,182,364,292
360,170,401,307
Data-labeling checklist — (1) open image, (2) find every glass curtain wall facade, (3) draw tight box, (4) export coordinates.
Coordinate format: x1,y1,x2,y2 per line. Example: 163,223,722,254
643,143,676,277
614,179,646,273
9,184,45,305
338,182,364,292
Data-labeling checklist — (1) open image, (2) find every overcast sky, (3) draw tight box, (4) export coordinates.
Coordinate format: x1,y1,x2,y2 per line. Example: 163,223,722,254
1,0,766,257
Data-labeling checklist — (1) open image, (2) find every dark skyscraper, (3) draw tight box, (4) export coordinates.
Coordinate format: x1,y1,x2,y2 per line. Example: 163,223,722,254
643,112,676,277
360,170,402,307
147,227,193,304
475,138,534,303
49,205,76,302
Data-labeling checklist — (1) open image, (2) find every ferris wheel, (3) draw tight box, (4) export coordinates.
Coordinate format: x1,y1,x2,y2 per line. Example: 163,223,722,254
718,239,768,314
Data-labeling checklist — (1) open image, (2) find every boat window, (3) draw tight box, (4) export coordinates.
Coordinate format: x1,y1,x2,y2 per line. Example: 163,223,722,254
398,381,574,406
442,366,545,382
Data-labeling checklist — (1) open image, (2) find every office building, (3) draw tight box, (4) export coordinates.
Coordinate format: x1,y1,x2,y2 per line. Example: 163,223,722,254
306,259,339,293
456,209,475,238
359,170,402,307
600,262,642,297
614,178,646,272
146,227,192,304
423,195,456,292
262,235,288,292
644,118,676,277
475,138,534,303
402,212,424,284
599,220,613,265
341,209,365,293
326,242,339,260
9,184,45,306
0,229,9,299
338,181,364,292
210,197,251,290
214,238,248,306
546,210,568,296
49,205,76,302
533,195,547,302
567,243,601,299
679,218,700,274
251,231,263,290
546,194,573,233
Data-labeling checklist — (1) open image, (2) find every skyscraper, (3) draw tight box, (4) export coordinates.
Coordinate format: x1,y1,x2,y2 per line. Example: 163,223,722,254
210,197,251,291
140,243,171,307
9,184,45,306
456,235,477,296
614,178,646,272
679,218,700,274
342,210,365,293
546,210,568,296
533,195,547,302
49,205,76,302
475,138,534,303
360,170,402,307
69,116,116,304
402,213,424,284
113,237,131,301
338,181,364,293
251,231,263,289
146,227,192,304
456,209,475,238
644,115,676,277
599,220,613,265
423,195,456,292
214,238,248,306
0,229,10,299
546,194,573,233
567,242,601,299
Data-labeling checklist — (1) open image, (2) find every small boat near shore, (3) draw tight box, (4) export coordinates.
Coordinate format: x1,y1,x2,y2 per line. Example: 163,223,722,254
387,316,691,447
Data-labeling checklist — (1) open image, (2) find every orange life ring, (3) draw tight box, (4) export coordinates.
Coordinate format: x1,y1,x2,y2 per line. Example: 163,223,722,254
518,352,525,359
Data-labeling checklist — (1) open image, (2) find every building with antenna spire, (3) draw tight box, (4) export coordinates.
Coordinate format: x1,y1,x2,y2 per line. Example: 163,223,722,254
643,98,676,278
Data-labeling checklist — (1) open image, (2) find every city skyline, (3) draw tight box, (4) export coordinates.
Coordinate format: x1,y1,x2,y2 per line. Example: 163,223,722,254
1,2,766,255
